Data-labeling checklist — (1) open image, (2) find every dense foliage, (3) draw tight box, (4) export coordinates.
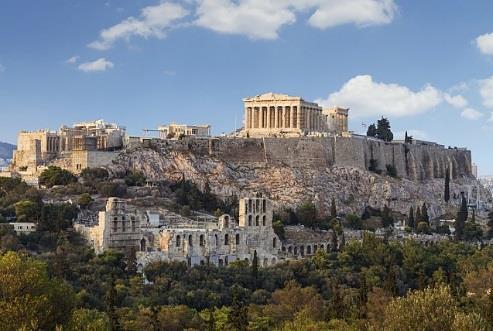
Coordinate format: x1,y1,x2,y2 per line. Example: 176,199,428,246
39,166,78,188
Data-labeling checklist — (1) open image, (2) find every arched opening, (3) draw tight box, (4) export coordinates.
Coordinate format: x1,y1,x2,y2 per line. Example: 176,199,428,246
307,246,312,255
263,258,268,267
225,256,229,266
218,259,224,267
273,237,277,248
176,235,181,247
188,234,193,247
200,234,205,246
314,245,317,253
262,199,266,213
255,215,259,226
320,244,324,251
288,246,293,254
282,246,286,252
236,233,240,245
300,246,305,256
224,215,229,228
140,238,146,252
224,234,229,245
248,199,252,212
215,234,218,246
262,215,266,226
248,215,252,226
294,247,298,255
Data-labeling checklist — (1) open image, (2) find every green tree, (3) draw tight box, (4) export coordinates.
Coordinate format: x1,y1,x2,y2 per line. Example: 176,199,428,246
367,124,377,137
330,197,337,219
39,166,77,188
455,193,468,241
251,250,259,289
227,286,248,331
14,199,41,222
0,252,75,331
66,309,111,331
80,167,109,182
407,206,415,229
381,286,485,331
124,170,146,187
272,220,285,240
486,211,493,239
420,203,429,224
376,117,394,142
296,201,317,228
444,167,450,204
78,193,93,209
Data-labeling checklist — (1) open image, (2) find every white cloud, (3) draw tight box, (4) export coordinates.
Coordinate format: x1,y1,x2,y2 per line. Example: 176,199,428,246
480,76,493,108
89,2,189,50
194,0,397,39
194,0,296,40
317,75,442,118
488,112,493,123
78,58,114,72
476,32,493,56
65,56,80,64
444,93,468,108
308,0,397,30
460,108,483,120
0,64,4,73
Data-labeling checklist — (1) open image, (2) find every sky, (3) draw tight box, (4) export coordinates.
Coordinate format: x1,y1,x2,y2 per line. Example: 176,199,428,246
1,0,493,174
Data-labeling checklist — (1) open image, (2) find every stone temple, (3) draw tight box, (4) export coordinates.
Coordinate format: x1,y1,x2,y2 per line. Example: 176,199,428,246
242,92,349,137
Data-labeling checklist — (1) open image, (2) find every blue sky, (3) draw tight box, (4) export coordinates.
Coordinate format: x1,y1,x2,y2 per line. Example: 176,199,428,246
1,0,493,174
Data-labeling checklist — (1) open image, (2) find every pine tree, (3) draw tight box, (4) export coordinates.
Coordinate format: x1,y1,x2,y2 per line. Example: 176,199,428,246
330,197,337,219
444,167,450,204
228,287,248,331
367,124,377,137
455,193,468,241
408,206,415,228
376,117,394,142
415,205,422,224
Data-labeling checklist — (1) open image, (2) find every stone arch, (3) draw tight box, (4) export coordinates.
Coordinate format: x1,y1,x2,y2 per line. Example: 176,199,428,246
288,246,293,254
262,215,266,226
255,215,259,226
294,246,298,255
224,234,229,245
263,258,268,267
140,238,146,252
188,234,193,247
300,245,305,256
314,244,318,253
219,259,224,267
307,245,312,255
282,246,286,252
224,215,229,228
320,244,324,251
248,215,252,226
273,237,277,248
215,234,218,246
236,233,240,245
271,257,276,265
200,234,205,246
176,235,181,247
263,199,266,213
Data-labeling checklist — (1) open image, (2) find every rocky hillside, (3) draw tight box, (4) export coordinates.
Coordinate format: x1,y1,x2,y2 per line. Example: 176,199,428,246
107,138,490,220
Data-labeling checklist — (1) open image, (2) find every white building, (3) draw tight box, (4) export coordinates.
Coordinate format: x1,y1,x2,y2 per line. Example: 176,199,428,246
9,222,36,234
158,124,211,139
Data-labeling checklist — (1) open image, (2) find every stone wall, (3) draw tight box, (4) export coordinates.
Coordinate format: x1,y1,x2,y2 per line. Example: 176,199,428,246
154,136,472,180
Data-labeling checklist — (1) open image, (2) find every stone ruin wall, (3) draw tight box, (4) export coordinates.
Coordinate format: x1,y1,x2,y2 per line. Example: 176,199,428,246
161,136,473,181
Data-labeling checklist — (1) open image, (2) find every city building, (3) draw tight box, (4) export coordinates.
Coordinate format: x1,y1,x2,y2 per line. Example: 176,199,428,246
323,107,349,135
9,222,37,234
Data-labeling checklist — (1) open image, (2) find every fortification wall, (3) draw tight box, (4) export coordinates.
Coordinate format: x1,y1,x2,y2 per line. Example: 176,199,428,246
143,136,472,181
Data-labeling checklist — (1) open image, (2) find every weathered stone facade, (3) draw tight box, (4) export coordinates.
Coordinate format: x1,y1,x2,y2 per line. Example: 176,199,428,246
12,120,125,171
157,124,211,139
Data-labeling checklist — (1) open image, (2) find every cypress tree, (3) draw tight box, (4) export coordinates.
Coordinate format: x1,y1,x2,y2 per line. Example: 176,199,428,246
455,193,468,241
330,197,337,219
415,205,422,224
444,167,450,203
251,250,259,289
408,206,415,228
487,211,493,239
421,203,429,224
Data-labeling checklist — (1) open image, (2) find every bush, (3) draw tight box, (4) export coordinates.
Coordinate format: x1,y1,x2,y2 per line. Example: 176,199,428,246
386,164,398,178
345,214,362,230
39,166,77,188
97,182,127,198
81,168,109,182
78,193,93,209
124,170,146,187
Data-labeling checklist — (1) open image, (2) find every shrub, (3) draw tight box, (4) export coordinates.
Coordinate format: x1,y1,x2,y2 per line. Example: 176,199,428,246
39,166,77,188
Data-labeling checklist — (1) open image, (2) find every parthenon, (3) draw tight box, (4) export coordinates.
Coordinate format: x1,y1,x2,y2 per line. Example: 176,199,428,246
242,92,348,137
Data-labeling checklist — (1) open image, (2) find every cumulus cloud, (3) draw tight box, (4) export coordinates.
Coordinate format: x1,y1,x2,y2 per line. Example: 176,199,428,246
444,93,468,109
317,75,443,118
308,0,397,30
65,56,80,64
78,58,114,72
89,2,189,50
476,32,493,56
480,76,493,108
460,108,483,120
194,0,397,39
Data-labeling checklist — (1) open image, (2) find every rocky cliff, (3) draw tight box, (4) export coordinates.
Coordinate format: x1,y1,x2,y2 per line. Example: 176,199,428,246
108,137,487,219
